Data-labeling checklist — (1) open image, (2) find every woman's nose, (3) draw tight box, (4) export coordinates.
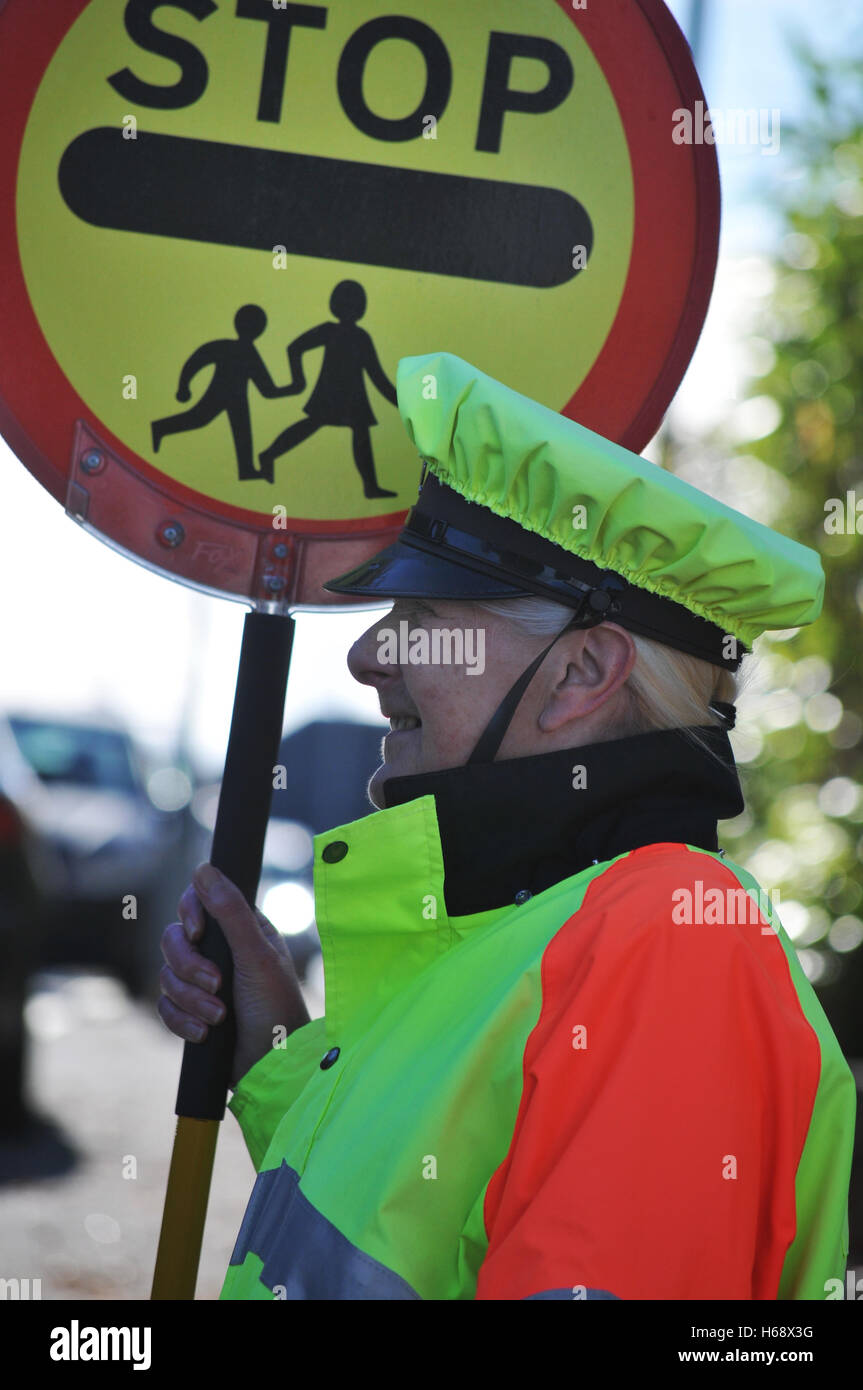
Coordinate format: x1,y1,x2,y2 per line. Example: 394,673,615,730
347,610,398,688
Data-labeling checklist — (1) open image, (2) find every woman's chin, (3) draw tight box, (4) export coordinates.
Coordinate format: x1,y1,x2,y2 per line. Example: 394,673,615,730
368,750,423,807
366,764,391,810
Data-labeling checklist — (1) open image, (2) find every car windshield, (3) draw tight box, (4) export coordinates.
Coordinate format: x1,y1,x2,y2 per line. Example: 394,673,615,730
8,718,139,793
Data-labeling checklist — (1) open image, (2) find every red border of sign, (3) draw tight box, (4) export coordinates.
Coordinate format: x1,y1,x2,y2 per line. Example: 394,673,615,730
561,0,720,448
0,0,718,598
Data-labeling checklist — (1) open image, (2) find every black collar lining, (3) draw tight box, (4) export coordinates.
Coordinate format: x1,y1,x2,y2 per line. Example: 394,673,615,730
383,725,745,916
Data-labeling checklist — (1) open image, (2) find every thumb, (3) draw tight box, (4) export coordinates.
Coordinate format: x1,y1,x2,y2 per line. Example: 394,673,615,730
192,863,268,963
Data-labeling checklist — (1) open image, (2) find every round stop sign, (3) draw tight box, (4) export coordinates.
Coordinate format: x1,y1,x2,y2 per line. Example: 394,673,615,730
0,0,718,605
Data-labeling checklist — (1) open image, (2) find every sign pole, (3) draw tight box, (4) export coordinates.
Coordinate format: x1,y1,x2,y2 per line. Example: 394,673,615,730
151,607,295,1300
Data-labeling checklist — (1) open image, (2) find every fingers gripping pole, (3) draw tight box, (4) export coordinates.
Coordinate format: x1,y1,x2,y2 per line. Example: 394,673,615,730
152,609,295,1301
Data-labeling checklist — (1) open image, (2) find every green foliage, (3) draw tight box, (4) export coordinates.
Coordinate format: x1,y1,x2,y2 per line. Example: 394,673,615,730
717,47,863,1024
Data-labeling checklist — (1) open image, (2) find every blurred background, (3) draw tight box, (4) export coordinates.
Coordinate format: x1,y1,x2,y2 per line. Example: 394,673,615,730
1,0,861,1298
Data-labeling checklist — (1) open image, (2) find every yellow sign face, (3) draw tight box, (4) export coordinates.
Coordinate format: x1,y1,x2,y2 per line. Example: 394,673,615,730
17,0,633,524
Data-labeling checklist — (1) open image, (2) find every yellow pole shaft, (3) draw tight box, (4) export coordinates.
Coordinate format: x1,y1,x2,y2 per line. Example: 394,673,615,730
151,1116,220,1300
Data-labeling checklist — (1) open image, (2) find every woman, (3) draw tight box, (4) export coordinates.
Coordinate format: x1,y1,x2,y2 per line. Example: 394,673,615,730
158,353,856,1300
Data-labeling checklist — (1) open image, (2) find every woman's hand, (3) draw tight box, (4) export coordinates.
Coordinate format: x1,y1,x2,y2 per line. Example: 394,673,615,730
157,863,312,1089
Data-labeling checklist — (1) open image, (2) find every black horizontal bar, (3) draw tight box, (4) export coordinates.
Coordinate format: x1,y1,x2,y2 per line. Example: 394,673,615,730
58,128,592,288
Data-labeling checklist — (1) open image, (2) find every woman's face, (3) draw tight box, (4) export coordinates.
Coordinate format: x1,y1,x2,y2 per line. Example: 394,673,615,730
347,598,636,808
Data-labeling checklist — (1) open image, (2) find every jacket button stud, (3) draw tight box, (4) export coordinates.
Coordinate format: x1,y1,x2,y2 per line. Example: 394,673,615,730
320,1047,340,1070
514,889,532,905
322,841,348,863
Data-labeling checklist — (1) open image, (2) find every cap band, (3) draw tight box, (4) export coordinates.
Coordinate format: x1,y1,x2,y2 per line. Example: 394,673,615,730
408,476,746,671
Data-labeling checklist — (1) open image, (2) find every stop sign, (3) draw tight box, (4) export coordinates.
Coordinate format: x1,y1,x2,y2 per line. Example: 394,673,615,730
0,0,718,605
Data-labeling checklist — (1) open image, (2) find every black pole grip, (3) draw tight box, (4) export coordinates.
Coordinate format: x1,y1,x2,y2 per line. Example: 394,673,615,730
176,609,295,1120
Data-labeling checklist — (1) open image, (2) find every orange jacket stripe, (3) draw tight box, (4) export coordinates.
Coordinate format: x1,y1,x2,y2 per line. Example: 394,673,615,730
477,844,827,1300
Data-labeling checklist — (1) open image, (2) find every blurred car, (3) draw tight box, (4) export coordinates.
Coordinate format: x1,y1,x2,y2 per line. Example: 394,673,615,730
270,719,385,832
0,712,184,996
0,787,46,1132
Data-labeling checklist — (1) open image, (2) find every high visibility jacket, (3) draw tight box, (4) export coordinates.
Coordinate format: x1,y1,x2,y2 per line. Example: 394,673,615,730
220,727,856,1300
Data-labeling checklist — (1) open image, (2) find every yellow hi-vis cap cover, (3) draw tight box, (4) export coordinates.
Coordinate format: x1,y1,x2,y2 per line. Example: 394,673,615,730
395,352,824,650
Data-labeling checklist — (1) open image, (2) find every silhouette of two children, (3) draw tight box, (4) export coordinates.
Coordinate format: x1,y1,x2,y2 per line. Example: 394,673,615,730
151,283,397,499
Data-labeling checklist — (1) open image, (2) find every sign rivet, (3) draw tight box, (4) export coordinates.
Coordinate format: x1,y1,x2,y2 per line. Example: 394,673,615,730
264,575,286,593
80,449,104,474
157,520,185,548
273,543,289,559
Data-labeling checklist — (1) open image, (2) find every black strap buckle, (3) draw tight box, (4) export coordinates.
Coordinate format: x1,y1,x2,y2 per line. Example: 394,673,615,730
569,574,627,628
709,700,737,729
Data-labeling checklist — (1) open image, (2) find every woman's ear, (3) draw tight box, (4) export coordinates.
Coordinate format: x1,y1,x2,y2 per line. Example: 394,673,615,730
537,624,637,733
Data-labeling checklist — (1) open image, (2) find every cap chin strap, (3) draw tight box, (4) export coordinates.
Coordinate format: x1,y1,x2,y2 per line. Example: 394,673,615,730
467,606,739,766
468,579,630,766
467,614,585,766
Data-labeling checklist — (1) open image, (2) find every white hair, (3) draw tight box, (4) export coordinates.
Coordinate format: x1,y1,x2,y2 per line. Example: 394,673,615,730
474,596,750,759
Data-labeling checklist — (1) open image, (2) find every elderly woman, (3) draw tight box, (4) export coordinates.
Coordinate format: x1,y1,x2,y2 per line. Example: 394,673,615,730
158,353,855,1301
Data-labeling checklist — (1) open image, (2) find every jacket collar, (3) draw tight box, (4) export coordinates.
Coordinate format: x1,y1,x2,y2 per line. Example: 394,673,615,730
381,724,745,916
313,724,744,1042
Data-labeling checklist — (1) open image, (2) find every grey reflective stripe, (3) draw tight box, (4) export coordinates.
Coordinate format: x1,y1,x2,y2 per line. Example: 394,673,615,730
525,1288,620,1300
230,1160,421,1300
